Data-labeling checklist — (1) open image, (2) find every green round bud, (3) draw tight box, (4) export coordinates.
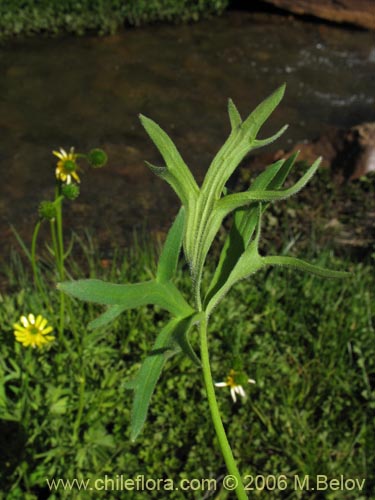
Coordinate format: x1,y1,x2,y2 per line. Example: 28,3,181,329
38,201,57,221
63,159,77,172
87,148,108,168
235,372,249,386
61,183,80,200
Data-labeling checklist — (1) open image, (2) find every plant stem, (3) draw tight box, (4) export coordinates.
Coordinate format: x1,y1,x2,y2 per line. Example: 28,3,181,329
54,189,66,341
30,220,50,309
55,194,65,281
72,373,86,444
199,315,247,500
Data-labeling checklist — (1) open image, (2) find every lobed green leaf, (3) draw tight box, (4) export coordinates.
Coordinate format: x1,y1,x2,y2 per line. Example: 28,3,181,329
58,279,193,317
205,159,287,305
185,87,289,287
216,157,321,216
201,85,288,204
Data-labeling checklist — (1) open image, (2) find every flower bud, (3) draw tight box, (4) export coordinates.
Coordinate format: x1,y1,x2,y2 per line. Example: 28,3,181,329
38,201,57,221
87,148,108,168
61,183,80,200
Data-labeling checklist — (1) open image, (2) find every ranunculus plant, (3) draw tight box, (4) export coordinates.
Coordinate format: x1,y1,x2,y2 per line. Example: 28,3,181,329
58,85,348,499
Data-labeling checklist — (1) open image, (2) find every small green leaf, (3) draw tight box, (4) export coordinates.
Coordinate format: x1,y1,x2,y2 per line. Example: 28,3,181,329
252,124,288,150
144,161,167,177
262,256,351,279
156,208,185,283
228,98,242,130
242,84,286,140
140,115,199,205
129,315,199,441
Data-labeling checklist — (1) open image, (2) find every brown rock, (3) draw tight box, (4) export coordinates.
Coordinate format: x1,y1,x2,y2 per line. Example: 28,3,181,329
290,123,375,180
259,0,375,30
334,123,375,179
242,122,375,181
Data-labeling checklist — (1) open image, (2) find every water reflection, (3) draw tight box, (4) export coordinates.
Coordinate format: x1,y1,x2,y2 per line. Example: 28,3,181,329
0,11,374,256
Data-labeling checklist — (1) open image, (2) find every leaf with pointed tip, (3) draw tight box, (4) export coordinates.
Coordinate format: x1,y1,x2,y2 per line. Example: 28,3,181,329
144,161,167,177
228,98,242,130
172,312,202,366
129,314,200,441
268,151,299,189
242,84,286,140
129,318,180,441
262,256,351,279
156,208,185,283
227,152,299,249
57,279,193,317
140,115,198,205
252,124,289,150
216,157,321,216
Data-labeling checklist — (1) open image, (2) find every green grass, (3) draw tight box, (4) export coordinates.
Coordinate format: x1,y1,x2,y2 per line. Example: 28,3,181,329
0,233,374,499
0,0,229,39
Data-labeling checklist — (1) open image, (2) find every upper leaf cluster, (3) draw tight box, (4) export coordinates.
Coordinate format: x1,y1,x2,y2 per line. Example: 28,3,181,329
58,86,349,439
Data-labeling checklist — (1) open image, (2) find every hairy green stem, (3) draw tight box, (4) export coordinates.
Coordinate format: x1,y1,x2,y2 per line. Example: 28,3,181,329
200,315,247,500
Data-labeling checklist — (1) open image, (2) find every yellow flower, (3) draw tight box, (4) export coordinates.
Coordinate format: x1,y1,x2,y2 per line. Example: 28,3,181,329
53,147,80,184
215,369,255,403
13,314,55,349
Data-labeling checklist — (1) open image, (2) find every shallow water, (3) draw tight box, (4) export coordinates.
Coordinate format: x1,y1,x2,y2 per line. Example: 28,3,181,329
1,11,374,257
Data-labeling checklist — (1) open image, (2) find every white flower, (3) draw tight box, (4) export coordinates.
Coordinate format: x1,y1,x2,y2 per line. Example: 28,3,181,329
215,369,255,403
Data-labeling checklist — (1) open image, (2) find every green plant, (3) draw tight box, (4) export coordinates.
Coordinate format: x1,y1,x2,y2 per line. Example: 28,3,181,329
58,85,349,499
12,146,107,348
